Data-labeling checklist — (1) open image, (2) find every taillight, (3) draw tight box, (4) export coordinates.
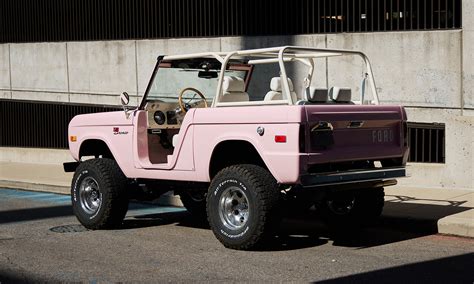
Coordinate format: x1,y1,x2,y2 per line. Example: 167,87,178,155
299,124,306,152
275,135,287,143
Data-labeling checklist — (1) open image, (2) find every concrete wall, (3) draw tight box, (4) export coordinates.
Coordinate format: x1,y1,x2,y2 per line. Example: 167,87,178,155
0,147,72,165
327,31,463,108
67,41,138,105
1,31,469,110
398,109,473,189
0,18,473,189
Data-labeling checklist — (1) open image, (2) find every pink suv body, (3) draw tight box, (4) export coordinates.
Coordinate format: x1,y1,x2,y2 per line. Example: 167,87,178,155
65,46,409,250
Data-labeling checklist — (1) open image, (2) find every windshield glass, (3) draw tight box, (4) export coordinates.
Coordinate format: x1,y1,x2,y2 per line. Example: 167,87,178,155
146,64,247,103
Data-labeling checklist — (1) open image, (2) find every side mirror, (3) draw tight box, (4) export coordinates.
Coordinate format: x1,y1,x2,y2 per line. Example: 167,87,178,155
120,92,130,106
120,92,132,119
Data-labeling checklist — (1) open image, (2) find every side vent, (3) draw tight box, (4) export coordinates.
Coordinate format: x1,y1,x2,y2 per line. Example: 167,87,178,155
407,122,445,163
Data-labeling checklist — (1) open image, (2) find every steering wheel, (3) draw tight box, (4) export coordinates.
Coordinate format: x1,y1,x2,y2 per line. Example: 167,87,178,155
178,87,208,113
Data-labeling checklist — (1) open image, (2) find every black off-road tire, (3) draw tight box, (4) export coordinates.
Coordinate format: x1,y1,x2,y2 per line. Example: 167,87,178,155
178,190,207,220
206,164,281,250
320,187,385,229
71,158,129,229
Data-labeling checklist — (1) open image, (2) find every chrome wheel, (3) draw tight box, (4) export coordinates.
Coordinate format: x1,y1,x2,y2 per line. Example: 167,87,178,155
79,177,102,214
218,186,250,230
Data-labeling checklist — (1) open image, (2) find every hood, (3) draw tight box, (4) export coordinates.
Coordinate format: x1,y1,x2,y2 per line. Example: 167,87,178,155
69,111,133,127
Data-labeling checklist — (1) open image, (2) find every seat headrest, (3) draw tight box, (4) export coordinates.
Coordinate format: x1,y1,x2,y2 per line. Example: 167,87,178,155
329,87,352,102
223,76,245,92
264,91,283,101
307,88,328,103
270,77,294,92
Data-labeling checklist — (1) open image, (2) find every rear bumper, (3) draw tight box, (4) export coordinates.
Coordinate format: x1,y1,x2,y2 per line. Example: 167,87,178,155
300,167,406,188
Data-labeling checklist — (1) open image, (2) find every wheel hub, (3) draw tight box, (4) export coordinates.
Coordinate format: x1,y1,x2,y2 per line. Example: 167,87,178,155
79,177,102,214
218,187,250,230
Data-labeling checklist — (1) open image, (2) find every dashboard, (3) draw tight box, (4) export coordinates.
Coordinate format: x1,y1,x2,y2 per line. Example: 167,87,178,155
145,101,184,130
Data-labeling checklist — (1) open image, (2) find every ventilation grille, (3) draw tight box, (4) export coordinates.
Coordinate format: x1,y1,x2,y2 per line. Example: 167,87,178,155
407,122,445,163
0,99,120,149
0,0,462,43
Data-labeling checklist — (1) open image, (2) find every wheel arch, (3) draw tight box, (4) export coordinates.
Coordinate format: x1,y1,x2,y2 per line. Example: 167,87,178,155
79,139,114,159
208,140,270,179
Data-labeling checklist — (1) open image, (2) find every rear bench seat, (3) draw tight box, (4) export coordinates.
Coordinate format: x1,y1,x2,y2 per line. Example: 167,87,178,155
302,87,353,104
329,87,353,104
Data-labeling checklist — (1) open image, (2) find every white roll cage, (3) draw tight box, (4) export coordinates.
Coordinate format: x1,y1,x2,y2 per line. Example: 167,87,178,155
162,46,379,107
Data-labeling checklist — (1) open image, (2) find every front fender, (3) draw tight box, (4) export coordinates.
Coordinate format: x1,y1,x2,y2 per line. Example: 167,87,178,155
68,129,134,176
67,111,134,174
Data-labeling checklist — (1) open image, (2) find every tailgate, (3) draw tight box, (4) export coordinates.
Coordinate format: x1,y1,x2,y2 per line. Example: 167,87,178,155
303,105,406,164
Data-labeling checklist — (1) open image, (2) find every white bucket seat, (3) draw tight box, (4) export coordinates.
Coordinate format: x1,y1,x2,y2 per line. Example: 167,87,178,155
219,76,249,102
264,77,297,102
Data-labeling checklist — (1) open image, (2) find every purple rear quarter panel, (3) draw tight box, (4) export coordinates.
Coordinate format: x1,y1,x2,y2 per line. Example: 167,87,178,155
302,105,408,166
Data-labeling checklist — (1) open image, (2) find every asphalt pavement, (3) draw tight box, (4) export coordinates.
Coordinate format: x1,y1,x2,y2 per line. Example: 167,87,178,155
2,161,473,238
0,188,473,283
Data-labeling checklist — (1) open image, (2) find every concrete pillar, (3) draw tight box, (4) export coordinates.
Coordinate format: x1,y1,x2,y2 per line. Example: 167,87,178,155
462,0,474,113
0,44,11,99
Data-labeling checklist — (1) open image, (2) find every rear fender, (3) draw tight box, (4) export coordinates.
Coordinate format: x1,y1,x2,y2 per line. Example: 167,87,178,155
194,123,301,183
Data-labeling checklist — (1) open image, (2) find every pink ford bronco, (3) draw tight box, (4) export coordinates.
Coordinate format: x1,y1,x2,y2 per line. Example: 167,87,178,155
64,46,409,250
